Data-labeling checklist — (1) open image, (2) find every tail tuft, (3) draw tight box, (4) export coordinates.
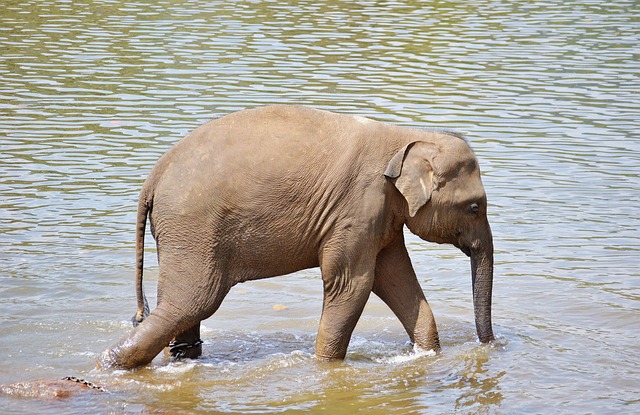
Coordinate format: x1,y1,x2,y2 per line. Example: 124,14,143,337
131,292,149,327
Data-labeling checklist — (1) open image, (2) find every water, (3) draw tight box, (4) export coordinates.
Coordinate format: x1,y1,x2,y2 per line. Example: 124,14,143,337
1,0,638,413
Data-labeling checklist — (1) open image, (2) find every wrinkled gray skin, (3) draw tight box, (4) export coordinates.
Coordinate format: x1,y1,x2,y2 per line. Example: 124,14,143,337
98,105,494,370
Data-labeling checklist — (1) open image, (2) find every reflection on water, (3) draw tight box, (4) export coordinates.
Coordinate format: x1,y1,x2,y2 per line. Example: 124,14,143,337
444,354,504,411
1,0,639,413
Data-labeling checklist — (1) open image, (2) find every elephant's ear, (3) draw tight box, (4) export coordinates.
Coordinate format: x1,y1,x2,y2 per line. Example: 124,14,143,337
384,142,438,217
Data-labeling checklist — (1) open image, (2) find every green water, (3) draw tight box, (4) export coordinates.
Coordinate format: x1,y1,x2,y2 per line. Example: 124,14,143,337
1,0,638,413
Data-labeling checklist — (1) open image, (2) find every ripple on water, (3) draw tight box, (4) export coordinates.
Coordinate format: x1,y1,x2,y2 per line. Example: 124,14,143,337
1,0,639,413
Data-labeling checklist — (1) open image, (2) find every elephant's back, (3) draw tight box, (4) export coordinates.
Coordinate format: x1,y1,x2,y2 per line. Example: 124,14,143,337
150,106,382,197
145,105,412,238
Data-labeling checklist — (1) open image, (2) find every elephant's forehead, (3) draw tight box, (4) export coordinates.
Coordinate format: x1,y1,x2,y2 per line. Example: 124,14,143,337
436,151,479,178
438,170,486,198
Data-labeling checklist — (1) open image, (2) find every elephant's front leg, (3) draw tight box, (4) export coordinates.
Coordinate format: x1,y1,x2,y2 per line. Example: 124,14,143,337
315,255,375,360
372,233,440,353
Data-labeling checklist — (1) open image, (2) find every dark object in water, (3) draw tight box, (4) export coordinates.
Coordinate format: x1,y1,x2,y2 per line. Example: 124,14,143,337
0,376,106,399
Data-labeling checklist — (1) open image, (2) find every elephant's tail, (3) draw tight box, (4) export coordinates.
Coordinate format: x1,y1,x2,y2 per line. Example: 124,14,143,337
132,185,151,327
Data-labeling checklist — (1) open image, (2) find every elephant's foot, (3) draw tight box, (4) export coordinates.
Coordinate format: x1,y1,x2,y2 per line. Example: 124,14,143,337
98,312,182,370
169,322,203,359
169,339,203,359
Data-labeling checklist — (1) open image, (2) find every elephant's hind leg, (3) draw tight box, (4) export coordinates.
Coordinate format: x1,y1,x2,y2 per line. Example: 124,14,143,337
98,292,227,370
98,307,191,369
99,251,230,370
170,323,203,359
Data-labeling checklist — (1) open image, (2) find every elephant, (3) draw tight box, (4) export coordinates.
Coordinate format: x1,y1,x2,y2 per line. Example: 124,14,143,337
98,105,495,370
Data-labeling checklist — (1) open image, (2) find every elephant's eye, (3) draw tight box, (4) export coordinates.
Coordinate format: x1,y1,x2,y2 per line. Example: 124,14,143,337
469,202,480,214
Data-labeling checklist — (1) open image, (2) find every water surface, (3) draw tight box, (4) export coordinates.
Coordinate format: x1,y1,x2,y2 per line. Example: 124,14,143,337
1,0,639,413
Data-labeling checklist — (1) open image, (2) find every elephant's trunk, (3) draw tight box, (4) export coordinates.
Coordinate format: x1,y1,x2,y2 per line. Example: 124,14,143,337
471,237,495,344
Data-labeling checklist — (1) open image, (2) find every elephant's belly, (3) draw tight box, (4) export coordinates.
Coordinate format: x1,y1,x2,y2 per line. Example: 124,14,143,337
227,241,320,283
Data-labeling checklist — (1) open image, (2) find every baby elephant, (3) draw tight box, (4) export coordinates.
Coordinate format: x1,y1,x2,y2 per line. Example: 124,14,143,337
98,105,495,369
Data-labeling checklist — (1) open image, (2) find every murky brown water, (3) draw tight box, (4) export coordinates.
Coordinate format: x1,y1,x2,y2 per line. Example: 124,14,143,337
1,0,639,413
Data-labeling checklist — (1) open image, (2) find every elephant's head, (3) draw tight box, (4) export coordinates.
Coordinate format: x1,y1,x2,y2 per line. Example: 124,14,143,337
385,137,495,344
